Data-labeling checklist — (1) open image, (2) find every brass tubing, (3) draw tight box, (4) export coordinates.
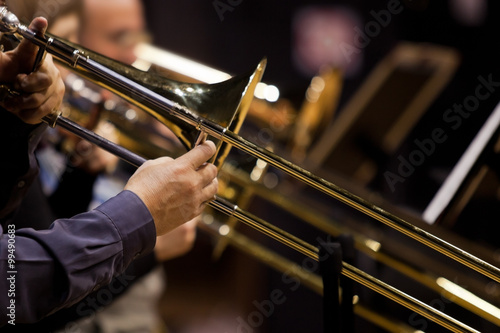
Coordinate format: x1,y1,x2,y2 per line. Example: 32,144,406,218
9,14,498,284
219,166,500,326
47,113,478,332
209,196,319,260
202,208,478,332
198,218,324,295
0,8,491,330
202,204,478,332
199,219,419,333
200,126,500,284
342,262,478,333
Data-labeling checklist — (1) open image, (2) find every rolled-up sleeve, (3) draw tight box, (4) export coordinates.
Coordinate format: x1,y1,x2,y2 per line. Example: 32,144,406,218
0,190,156,326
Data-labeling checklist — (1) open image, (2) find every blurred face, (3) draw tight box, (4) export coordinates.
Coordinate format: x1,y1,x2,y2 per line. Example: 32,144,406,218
49,13,80,43
79,0,147,65
48,13,80,80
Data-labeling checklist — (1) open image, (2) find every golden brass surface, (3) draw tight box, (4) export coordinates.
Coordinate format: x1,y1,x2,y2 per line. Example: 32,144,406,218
1,7,498,331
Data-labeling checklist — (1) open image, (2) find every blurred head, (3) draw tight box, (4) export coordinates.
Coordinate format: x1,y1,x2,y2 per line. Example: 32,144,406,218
5,0,82,41
79,0,148,65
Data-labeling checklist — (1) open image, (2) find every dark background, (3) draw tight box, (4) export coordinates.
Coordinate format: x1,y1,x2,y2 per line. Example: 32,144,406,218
142,1,500,332
143,0,500,210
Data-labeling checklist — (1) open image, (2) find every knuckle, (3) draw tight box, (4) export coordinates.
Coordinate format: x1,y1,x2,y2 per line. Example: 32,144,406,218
26,93,44,108
38,73,52,87
208,164,218,176
194,206,204,217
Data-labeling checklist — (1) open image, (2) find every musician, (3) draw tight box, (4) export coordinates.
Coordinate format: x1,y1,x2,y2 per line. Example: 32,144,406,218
2,0,203,331
0,15,218,329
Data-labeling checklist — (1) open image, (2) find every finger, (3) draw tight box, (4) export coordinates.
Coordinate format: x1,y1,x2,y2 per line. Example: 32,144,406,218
196,163,218,187
145,156,175,167
17,92,61,124
14,72,52,93
131,156,174,176
14,17,48,73
206,178,218,193
14,58,54,93
15,90,51,111
176,140,217,170
200,179,219,205
186,215,201,225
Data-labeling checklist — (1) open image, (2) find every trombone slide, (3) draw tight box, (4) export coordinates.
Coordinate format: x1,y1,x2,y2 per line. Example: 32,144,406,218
0,7,496,331
42,112,479,333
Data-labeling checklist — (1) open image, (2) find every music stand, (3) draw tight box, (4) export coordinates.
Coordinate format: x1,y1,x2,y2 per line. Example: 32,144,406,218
304,42,460,187
422,101,500,225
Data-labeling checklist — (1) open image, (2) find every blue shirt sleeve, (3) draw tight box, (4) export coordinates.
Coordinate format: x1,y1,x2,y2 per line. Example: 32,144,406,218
0,108,157,326
0,190,156,326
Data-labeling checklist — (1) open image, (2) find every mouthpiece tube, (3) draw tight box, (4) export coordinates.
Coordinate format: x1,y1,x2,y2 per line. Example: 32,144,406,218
0,7,86,67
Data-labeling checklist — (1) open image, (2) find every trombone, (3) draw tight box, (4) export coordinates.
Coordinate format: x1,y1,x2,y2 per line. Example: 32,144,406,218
1,7,498,332
140,47,500,328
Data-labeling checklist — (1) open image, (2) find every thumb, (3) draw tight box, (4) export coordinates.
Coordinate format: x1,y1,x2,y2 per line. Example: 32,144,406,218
13,17,48,73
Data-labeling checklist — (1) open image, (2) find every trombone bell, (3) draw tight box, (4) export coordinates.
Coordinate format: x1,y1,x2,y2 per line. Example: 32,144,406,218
49,36,267,167
1,9,266,167
2,7,499,332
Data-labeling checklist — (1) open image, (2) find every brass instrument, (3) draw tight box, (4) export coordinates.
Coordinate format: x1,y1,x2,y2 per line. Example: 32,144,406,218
2,7,500,332
58,72,186,161
197,216,422,333
132,43,500,330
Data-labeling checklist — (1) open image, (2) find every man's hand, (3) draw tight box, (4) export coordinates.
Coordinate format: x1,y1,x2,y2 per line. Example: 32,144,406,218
154,216,198,261
65,121,120,175
0,17,65,123
125,140,218,236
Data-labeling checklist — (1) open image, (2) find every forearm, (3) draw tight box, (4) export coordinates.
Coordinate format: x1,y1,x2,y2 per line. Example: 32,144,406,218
0,190,156,326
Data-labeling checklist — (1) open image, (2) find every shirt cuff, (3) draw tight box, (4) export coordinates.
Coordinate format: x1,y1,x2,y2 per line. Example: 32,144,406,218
95,190,156,271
